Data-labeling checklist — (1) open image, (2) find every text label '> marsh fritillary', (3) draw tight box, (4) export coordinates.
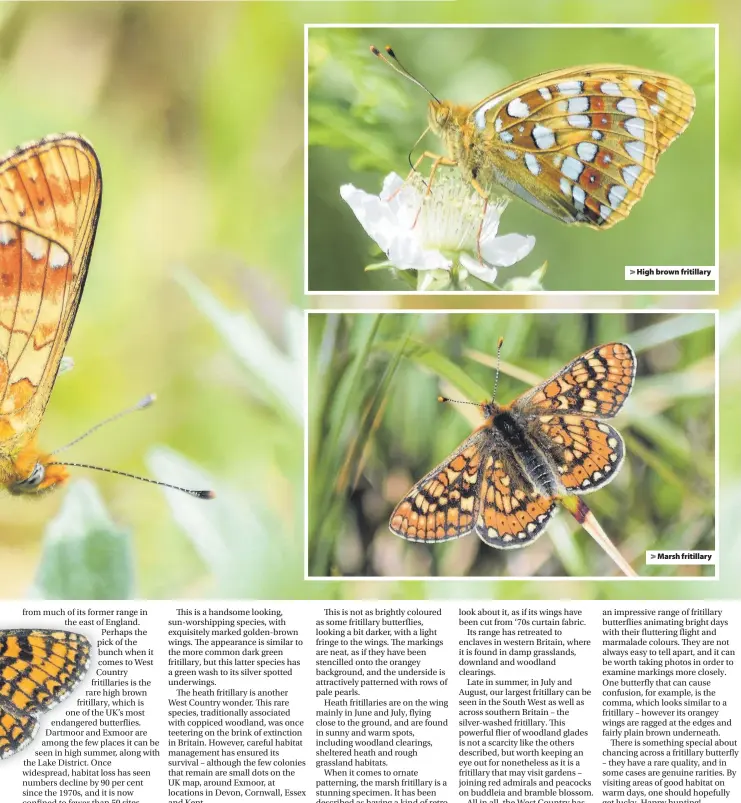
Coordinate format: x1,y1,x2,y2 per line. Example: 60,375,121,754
0,134,212,499
389,343,635,548
372,48,695,228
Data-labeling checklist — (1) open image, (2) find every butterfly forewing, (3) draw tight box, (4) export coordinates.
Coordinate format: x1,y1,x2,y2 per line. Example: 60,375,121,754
515,342,636,419
0,135,101,465
454,65,694,227
0,629,91,758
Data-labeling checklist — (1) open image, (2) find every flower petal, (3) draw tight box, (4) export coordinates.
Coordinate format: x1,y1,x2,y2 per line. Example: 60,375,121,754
480,233,536,267
380,173,421,231
340,182,403,254
343,172,536,288
459,253,498,284
387,237,451,272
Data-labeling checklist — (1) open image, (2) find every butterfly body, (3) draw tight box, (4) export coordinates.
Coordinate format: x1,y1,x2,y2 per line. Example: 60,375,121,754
0,134,102,495
389,342,635,549
483,403,566,499
0,629,91,758
423,64,695,228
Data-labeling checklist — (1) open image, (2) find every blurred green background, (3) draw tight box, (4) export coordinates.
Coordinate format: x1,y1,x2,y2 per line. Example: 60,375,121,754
308,26,715,293
308,312,716,578
0,1,736,604
0,2,305,599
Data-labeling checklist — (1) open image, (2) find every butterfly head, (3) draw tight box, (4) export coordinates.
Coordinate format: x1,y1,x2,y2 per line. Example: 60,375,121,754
427,100,468,138
480,400,501,420
9,449,69,496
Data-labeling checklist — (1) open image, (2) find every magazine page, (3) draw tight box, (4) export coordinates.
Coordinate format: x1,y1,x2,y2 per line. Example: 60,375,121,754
0,3,736,803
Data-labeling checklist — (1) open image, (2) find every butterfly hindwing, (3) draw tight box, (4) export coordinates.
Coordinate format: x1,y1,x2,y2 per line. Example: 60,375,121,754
474,451,557,549
534,415,626,493
389,432,487,541
0,629,91,759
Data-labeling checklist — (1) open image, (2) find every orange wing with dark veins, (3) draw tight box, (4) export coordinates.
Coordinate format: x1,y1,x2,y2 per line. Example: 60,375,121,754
515,342,635,419
536,415,626,493
0,629,91,758
0,135,101,490
474,452,557,549
389,432,486,542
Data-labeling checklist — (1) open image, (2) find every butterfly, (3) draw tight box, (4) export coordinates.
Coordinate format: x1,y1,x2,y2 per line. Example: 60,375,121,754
373,48,694,229
0,629,91,758
389,342,635,548
0,134,101,496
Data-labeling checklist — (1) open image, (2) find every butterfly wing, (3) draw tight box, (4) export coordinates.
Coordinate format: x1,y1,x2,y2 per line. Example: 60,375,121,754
474,450,557,548
533,415,627,494
0,135,101,466
466,65,694,227
389,430,488,542
514,342,636,420
0,709,37,760
0,629,91,759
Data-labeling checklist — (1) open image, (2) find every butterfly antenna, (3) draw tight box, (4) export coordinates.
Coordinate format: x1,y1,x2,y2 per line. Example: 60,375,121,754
51,394,157,456
47,394,215,499
370,45,441,104
437,396,481,407
45,462,215,499
493,337,505,401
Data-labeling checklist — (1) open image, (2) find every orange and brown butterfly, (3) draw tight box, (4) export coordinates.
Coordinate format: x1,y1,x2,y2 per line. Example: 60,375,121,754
0,629,91,758
389,342,636,548
372,47,694,228
0,134,101,496
0,134,213,500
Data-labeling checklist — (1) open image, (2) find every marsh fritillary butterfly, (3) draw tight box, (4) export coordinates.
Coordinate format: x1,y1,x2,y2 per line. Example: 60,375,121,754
389,343,635,547
373,48,694,228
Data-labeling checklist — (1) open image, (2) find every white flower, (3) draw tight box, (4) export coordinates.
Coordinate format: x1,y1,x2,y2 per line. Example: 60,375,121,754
340,172,536,289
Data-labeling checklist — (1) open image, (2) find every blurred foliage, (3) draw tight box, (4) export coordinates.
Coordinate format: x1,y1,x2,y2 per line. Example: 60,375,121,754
308,26,715,292
32,481,134,600
0,3,305,598
308,312,716,578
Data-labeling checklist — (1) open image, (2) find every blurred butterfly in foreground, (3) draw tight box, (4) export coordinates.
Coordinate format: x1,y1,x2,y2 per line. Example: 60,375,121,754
0,135,213,498
0,629,90,758
372,46,694,229
389,342,635,548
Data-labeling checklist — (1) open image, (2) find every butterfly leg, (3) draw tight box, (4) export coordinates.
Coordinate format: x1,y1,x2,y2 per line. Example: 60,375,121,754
410,153,457,228
470,178,490,264
385,152,455,203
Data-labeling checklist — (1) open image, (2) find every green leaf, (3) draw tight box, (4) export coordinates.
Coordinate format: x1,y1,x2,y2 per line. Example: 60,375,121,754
377,336,491,402
32,481,134,600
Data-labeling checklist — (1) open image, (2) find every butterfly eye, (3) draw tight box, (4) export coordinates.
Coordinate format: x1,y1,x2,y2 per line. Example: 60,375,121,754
11,463,46,494
428,101,451,131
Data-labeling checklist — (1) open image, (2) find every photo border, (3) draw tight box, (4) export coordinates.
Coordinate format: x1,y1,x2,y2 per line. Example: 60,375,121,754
303,23,719,297
303,307,720,583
